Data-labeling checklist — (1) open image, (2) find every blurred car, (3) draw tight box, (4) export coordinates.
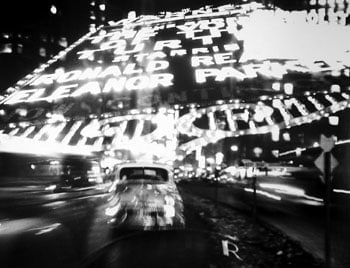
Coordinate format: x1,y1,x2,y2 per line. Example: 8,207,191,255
0,152,114,268
106,162,185,230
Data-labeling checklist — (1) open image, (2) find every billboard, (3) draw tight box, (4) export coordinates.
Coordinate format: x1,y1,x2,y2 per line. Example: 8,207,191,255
0,2,350,158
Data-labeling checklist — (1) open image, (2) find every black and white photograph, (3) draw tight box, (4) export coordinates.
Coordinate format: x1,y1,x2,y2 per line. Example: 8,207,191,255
0,1,350,267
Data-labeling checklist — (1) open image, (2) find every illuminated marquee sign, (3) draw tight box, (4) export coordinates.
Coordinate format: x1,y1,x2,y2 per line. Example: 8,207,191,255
1,14,244,107
1,2,350,126
0,111,177,159
177,90,350,154
3,88,349,156
1,1,350,159
307,0,350,26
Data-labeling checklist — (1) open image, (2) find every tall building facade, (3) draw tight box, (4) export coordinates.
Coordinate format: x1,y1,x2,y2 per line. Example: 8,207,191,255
0,0,107,92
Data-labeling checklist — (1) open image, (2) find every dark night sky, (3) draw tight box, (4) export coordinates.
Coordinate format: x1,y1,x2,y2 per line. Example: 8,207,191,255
0,0,240,29
0,2,54,31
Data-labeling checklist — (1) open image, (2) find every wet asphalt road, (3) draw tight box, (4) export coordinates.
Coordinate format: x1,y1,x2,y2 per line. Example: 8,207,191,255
180,180,350,268
83,197,232,268
84,186,323,268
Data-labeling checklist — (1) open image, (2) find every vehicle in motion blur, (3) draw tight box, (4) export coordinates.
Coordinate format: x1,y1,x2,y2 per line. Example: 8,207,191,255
0,152,113,268
106,162,185,230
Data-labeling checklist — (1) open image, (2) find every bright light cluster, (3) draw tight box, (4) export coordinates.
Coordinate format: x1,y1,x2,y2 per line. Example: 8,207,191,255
1,2,350,161
178,90,350,154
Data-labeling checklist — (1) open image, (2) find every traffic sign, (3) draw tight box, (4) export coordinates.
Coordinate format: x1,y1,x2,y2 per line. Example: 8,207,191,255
314,152,339,181
319,134,336,152
315,135,338,268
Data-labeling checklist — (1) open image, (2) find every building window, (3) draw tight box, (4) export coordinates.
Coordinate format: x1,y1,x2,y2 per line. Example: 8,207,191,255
0,43,12,53
39,47,46,57
1,33,10,39
50,5,58,15
41,35,47,43
99,4,106,11
17,44,23,54
58,37,68,48
89,24,97,32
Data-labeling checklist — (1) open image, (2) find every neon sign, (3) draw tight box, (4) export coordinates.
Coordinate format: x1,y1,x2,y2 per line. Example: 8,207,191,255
1,1,350,156
4,74,174,105
177,90,350,154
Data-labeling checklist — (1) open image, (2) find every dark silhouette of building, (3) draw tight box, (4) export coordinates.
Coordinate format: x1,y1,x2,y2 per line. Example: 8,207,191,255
0,0,107,92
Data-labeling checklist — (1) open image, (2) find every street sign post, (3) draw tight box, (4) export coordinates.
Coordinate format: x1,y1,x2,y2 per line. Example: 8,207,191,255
319,134,336,153
252,171,257,225
314,134,338,268
314,152,339,183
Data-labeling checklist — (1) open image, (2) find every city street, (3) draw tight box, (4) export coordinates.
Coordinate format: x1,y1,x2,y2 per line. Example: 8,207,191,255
82,187,323,268
179,175,350,268
1,1,350,267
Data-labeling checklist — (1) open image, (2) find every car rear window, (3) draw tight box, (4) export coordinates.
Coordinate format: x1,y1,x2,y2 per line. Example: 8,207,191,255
120,167,168,182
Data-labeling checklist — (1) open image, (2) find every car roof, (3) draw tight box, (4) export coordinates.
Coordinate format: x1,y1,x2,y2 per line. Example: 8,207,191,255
116,162,173,171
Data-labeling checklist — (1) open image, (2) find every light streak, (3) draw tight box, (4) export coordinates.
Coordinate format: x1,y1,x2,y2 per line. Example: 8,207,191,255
333,189,350,195
280,138,350,157
0,134,94,156
259,183,305,196
303,194,323,202
244,187,282,201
